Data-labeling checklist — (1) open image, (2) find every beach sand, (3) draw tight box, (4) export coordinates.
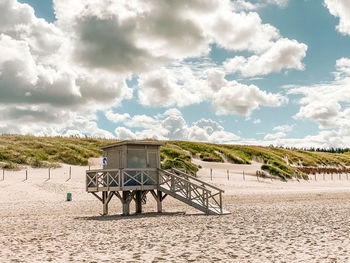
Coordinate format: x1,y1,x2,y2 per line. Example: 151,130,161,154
1,162,350,262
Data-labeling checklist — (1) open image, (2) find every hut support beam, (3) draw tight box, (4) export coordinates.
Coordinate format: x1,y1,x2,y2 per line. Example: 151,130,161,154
135,190,142,214
151,190,167,213
122,191,133,215
102,191,114,215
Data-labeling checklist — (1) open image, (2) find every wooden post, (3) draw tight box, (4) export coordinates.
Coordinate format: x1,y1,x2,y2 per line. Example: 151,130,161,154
25,170,28,181
227,169,229,180
122,191,130,216
257,171,259,182
157,190,162,213
205,191,209,214
135,190,142,214
210,168,212,181
48,168,51,180
219,191,222,214
67,166,71,181
339,173,341,180
243,171,245,181
2,168,4,181
89,166,90,171
102,191,108,215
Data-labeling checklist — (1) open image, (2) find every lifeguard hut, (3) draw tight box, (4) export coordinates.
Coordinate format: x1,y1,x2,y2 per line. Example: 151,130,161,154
86,140,228,215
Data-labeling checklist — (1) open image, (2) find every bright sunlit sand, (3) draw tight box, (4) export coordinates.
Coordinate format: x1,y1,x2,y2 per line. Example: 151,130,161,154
1,161,350,262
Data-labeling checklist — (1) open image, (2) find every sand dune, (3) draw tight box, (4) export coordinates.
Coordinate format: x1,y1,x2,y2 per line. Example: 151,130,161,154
1,162,350,262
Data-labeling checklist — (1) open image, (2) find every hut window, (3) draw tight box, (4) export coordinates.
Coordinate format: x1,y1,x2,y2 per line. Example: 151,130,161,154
127,149,147,168
148,151,157,168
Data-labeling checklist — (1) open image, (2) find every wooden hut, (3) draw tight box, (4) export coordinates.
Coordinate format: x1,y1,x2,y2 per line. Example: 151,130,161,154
86,140,228,215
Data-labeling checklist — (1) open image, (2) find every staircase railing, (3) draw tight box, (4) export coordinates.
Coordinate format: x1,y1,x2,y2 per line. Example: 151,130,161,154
158,169,223,214
171,168,223,214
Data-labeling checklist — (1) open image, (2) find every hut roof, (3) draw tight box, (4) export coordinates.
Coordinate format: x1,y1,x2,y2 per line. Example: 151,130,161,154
101,140,165,150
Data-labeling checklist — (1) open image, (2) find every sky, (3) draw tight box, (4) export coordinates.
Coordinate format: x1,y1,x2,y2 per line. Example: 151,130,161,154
1,0,350,148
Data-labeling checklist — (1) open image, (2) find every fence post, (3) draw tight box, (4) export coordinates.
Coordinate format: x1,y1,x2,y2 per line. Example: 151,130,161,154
66,166,72,182
243,171,245,181
48,168,51,181
2,169,4,181
339,173,341,180
25,170,28,181
257,171,259,182
210,168,212,181
227,169,229,180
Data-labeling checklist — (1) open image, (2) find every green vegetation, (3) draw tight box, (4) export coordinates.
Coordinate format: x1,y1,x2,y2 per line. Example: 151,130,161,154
160,144,199,175
0,134,115,168
1,135,350,180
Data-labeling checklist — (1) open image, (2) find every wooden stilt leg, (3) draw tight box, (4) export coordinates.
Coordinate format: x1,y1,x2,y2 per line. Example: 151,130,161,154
157,190,162,213
122,191,130,215
135,190,142,214
102,191,108,215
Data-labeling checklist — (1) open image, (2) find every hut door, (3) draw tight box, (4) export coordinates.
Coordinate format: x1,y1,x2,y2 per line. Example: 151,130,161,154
147,151,158,168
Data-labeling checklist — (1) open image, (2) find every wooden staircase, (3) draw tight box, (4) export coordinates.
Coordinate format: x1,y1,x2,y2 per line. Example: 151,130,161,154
158,168,230,215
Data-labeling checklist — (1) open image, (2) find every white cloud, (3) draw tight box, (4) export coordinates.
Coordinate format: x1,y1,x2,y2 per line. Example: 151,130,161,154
224,38,307,77
231,0,258,11
290,58,350,129
207,10,280,53
138,66,287,116
264,131,286,140
325,0,350,36
105,111,130,123
53,0,305,74
163,108,183,117
112,109,239,143
232,0,289,11
0,0,133,136
263,124,293,141
253,119,261,124
273,124,294,132
0,0,305,138
266,0,289,7
295,102,340,128
115,127,137,140
126,115,159,129
137,65,209,107
208,70,288,116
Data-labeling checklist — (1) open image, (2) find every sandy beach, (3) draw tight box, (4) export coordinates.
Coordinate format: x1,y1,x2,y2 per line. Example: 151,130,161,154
1,162,350,262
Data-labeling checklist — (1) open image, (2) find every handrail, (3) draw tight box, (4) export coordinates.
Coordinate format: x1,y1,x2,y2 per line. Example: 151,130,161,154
87,168,157,173
87,168,120,173
159,169,209,192
171,168,224,193
123,168,158,171
87,168,158,189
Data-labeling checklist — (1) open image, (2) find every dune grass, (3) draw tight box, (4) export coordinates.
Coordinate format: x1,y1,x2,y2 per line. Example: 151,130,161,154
0,134,115,168
1,135,350,179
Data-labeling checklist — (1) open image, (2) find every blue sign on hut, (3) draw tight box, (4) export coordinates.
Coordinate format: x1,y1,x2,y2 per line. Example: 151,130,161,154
86,140,228,215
